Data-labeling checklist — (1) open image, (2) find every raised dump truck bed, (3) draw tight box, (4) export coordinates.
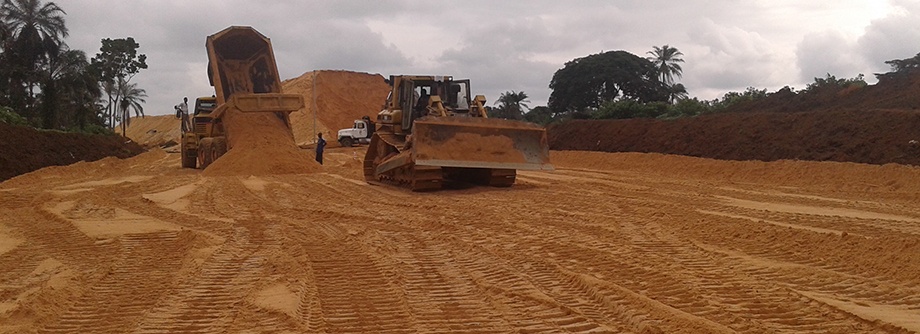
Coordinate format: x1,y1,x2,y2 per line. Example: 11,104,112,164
180,26,304,169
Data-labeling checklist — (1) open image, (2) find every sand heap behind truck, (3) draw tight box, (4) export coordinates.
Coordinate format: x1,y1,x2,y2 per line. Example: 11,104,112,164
180,26,317,176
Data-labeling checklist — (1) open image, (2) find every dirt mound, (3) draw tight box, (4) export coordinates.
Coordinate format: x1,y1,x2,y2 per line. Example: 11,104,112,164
0,123,145,182
117,115,181,148
549,109,920,165
282,70,389,146
202,110,320,176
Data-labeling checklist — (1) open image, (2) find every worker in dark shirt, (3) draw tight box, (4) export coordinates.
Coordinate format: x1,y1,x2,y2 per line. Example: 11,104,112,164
315,132,327,165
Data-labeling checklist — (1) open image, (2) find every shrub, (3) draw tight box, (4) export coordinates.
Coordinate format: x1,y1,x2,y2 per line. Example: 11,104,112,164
0,107,28,126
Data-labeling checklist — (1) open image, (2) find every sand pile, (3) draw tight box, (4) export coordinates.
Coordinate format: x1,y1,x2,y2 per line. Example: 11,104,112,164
282,70,390,146
117,115,182,148
202,110,320,176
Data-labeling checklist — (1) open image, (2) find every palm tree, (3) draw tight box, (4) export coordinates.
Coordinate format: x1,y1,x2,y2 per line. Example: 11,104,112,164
1,0,67,44
493,90,531,120
647,45,684,85
1,0,68,115
669,83,688,103
116,78,146,135
40,46,97,129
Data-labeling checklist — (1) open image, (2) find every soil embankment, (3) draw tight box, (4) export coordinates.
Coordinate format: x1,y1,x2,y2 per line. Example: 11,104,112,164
549,109,920,165
0,123,144,182
549,72,920,165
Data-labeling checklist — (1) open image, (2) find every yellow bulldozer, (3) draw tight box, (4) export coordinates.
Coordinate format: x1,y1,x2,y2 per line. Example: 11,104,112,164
180,26,304,169
364,75,553,191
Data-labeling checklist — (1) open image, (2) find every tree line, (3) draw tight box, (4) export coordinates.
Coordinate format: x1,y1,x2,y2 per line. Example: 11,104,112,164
489,46,920,125
0,0,147,134
490,45,687,123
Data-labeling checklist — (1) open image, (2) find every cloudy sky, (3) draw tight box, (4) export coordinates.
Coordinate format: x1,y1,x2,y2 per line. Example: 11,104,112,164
55,0,920,116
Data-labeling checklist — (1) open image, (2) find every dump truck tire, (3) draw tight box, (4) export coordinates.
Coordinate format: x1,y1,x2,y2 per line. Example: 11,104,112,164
340,137,354,147
211,136,227,164
180,142,197,169
198,138,214,169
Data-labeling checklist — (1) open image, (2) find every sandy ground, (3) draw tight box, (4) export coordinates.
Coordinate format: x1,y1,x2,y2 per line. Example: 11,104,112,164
1,148,920,333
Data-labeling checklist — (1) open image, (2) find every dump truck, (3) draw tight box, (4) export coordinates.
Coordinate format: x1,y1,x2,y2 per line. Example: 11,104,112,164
179,26,304,169
363,75,553,191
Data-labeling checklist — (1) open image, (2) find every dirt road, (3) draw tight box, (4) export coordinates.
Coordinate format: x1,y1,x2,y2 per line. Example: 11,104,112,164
1,147,919,333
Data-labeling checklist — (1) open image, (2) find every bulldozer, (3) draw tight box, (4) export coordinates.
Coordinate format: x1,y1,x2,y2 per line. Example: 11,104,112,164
179,26,304,169
364,75,553,191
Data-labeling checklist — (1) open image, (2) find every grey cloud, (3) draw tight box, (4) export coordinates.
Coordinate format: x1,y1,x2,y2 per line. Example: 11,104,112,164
856,3,920,74
438,48,558,107
683,19,790,92
49,0,920,114
796,31,865,82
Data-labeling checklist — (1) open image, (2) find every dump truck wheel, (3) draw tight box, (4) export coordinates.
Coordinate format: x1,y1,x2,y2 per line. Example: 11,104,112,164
340,137,354,147
198,138,214,169
211,137,227,164
180,142,197,169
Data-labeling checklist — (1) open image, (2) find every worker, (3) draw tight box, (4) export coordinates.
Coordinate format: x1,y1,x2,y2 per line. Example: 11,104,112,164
175,97,190,132
315,132,326,165
414,88,430,119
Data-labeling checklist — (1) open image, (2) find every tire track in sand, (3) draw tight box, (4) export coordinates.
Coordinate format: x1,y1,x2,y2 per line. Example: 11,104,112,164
39,231,186,333
471,172,889,333
133,223,273,334
293,221,417,334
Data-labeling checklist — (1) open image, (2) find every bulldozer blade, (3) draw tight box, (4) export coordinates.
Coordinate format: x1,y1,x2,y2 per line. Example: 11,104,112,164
412,117,554,171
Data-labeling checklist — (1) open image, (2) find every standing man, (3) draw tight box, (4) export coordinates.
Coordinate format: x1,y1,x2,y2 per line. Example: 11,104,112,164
175,97,190,133
316,132,327,165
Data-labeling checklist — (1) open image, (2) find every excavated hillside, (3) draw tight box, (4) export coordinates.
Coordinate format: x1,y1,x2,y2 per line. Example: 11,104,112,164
282,70,390,146
117,115,181,148
549,72,920,165
0,123,144,182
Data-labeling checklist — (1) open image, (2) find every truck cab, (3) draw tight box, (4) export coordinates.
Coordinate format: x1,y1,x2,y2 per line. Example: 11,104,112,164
337,118,375,147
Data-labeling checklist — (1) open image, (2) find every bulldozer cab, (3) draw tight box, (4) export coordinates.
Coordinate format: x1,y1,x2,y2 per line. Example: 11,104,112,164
387,76,473,133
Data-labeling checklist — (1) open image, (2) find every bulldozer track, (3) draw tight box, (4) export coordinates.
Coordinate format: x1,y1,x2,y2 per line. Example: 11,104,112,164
2,149,920,333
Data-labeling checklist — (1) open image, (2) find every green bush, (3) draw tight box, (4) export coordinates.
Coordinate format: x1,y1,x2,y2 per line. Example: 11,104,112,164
668,98,711,118
712,87,768,111
593,100,670,119
0,107,28,126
